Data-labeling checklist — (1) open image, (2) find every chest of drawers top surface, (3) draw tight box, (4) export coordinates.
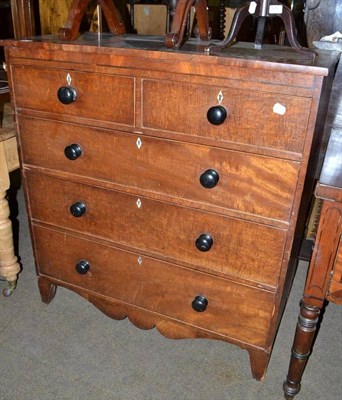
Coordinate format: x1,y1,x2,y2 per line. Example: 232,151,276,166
3,33,339,381
5,35,337,159
4,33,336,72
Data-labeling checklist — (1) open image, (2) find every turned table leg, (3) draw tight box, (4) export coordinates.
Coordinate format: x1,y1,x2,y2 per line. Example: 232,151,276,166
283,198,342,398
0,189,20,296
283,301,321,399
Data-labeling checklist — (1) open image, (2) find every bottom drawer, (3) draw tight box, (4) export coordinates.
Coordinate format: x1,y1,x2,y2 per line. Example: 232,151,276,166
33,225,275,347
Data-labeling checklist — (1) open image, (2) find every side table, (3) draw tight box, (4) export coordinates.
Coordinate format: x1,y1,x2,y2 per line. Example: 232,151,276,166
283,57,342,399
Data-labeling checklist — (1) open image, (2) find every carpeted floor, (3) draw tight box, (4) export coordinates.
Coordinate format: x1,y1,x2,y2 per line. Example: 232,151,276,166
0,187,341,400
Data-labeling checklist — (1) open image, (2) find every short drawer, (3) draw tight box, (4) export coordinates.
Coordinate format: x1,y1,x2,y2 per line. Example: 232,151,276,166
33,225,275,347
19,116,300,222
142,79,312,154
11,66,134,126
26,171,286,288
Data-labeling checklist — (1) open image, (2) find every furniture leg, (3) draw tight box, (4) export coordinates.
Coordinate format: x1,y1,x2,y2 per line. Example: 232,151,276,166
165,0,211,49
218,0,226,40
279,5,316,61
59,0,126,41
248,348,271,381
38,276,57,304
283,301,321,399
0,188,20,296
205,3,250,53
193,0,211,41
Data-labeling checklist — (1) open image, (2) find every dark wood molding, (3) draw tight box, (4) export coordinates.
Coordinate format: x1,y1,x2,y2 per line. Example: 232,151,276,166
10,0,36,38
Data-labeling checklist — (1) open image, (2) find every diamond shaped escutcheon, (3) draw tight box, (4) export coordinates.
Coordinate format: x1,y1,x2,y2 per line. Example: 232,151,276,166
217,90,224,104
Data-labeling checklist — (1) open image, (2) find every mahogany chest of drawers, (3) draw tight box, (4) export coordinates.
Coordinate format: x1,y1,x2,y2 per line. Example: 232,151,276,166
3,34,339,381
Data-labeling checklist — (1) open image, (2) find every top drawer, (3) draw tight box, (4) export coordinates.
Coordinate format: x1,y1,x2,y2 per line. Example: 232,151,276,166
142,79,312,154
11,66,135,126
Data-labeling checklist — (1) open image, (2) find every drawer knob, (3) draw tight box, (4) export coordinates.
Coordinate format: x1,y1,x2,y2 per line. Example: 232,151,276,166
192,295,208,312
195,234,213,252
75,260,90,274
70,201,86,217
65,143,83,160
200,169,219,189
57,86,77,105
207,106,227,125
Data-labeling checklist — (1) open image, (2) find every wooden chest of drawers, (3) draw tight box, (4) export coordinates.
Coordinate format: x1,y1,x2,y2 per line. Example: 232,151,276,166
3,34,339,381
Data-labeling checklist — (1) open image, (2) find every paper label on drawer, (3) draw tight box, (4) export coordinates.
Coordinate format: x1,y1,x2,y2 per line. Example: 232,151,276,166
269,5,283,14
249,1,257,14
273,103,286,115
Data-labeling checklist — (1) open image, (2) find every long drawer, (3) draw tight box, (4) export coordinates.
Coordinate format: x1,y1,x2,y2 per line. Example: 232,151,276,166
19,116,299,222
142,79,312,154
11,66,135,126
25,170,286,288
33,224,275,347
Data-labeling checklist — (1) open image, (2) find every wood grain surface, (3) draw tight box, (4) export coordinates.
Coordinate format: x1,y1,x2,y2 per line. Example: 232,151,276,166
3,34,339,381
18,115,300,223
33,224,275,347
11,65,135,126
25,170,287,288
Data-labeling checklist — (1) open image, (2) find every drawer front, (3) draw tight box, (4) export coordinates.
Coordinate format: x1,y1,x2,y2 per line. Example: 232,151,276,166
33,225,275,347
26,171,286,287
142,79,311,154
11,66,135,125
19,116,299,222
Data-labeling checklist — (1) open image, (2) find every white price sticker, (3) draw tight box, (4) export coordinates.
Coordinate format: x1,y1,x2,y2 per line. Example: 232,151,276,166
249,1,257,14
273,103,287,115
269,5,283,14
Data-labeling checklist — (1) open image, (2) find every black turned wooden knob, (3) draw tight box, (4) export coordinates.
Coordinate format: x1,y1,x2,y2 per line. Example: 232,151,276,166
75,259,90,274
64,143,82,160
192,295,208,312
57,86,77,104
70,201,86,217
200,169,219,189
195,234,213,252
207,105,227,125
